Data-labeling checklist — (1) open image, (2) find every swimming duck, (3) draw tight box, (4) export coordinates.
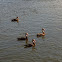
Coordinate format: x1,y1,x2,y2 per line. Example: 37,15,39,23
11,17,19,23
24,39,36,48
17,33,28,41
37,28,45,36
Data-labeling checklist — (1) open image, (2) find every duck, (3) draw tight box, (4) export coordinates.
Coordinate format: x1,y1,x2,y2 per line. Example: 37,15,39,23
37,28,45,36
17,33,28,41
11,17,19,23
24,39,36,48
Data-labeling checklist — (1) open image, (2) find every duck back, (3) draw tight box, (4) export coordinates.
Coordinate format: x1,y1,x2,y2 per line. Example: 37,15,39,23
11,19,17,22
24,44,32,48
17,37,26,41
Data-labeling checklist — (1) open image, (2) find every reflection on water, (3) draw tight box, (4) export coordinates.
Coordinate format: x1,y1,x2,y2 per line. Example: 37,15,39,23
0,0,62,62
25,39,28,44
42,57,60,62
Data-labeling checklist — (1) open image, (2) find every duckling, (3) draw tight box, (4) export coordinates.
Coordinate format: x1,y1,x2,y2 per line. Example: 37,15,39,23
24,39,36,48
17,33,28,41
37,28,45,36
11,17,19,23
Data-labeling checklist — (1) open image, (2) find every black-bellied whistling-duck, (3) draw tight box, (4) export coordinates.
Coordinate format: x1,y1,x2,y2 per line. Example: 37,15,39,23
17,33,28,41
37,28,45,36
11,17,19,23
24,39,36,48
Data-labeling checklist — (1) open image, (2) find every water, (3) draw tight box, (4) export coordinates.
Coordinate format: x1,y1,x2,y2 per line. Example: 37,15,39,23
0,0,62,62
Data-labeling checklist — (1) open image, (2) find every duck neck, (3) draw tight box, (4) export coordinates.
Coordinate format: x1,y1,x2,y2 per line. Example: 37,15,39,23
26,35,28,39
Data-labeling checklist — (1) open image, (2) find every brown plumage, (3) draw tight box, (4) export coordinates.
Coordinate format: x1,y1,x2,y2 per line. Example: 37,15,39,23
37,28,45,36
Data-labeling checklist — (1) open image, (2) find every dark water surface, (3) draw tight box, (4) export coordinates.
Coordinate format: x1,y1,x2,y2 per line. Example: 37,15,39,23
0,0,62,62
